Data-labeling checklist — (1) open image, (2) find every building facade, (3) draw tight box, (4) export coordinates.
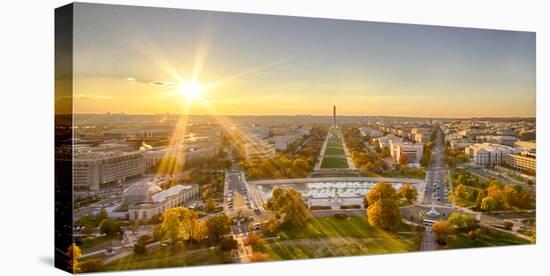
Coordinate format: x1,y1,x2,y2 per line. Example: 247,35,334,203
465,143,520,167
126,183,200,221
390,141,424,164
74,151,146,190
244,142,276,163
504,152,536,173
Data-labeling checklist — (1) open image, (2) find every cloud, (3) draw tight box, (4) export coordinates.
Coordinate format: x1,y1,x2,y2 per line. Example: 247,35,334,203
149,80,176,88
74,94,112,101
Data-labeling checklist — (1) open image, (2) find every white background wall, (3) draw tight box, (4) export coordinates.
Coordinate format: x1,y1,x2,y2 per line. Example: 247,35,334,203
0,0,548,275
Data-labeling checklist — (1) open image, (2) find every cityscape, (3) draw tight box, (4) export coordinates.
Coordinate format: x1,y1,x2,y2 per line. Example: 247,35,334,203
57,3,536,273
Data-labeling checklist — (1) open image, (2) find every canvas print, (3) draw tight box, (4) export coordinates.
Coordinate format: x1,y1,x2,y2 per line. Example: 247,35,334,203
55,3,536,273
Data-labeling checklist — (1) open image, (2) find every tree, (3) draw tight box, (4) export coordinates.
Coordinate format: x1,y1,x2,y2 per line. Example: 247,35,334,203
453,184,469,206
447,212,475,231
432,220,453,244
220,237,238,251
206,214,232,242
205,198,217,213
399,154,409,166
267,217,279,233
98,219,121,237
173,241,185,252
475,190,486,209
77,214,95,227
95,209,108,224
380,147,391,158
79,258,103,273
467,230,477,240
224,159,232,169
503,186,520,208
244,233,264,247
481,196,498,213
399,183,418,204
160,209,181,245
266,187,310,227
293,158,310,171
133,235,150,254
503,221,514,230
250,252,269,262
366,182,402,229
66,243,81,273
191,221,208,242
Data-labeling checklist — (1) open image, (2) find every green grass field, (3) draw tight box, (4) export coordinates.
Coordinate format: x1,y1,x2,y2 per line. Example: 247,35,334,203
320,129,349,169
256,217,422,260
321,157,348,168
445,228,531,249
324,144,345,155
101,246,231,271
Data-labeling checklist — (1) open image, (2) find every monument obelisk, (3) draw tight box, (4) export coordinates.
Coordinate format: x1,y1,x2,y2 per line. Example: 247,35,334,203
333,105,336,128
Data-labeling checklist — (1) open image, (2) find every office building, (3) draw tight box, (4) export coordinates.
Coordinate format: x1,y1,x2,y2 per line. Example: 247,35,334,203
74,151,146,190
124,181,199,221
465,143,520,167
244,141,276,163
504,152,536,173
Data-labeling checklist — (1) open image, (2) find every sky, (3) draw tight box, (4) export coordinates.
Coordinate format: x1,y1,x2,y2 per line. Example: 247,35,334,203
72,3,536,118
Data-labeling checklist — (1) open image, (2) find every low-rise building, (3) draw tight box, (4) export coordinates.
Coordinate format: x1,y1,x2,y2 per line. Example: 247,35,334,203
359,127,384,138
244,141,276,163
504,152,536,173
390,141,424,164
514,141,536,152
241,126,270,140
465,143,520,167
125,182,200,221
74,151,146,190
266,135,297,151
375,134,403,149
477,135,517,146
141,141,219,169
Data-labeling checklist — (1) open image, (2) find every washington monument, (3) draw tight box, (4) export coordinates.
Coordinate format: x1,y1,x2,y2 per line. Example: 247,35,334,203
333,105,336,127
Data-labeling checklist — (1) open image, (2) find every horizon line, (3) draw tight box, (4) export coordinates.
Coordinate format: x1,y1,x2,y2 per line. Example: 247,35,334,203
65,112,536,120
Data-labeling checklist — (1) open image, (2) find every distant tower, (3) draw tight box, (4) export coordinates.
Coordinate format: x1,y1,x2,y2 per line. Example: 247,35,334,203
333,105,336,128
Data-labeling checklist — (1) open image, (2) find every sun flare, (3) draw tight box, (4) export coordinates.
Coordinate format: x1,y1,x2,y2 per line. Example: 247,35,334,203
179,82,204,99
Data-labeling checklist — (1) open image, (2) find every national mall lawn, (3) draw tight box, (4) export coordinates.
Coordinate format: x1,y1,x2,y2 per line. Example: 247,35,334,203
102,214,529,271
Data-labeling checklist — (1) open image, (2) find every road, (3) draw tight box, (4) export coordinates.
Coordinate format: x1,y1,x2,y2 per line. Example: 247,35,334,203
420,226,439,251
224,170,261,217
422,127,449,206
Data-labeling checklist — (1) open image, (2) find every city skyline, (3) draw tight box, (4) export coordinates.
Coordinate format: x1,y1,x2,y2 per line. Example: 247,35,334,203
71,3,535,118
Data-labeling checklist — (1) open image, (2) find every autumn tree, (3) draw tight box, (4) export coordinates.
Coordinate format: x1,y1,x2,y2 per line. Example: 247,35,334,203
250,252,269,262
160,209,181,245
266,187,310,227
205,198,217,213
66,243,81,273
95,209,108,224
481,196,498,213
267,217,280,233
244,233,264,247
366,182,403,229
206,214,232,242
220,237,238,251
79,258,103,273
98,219,121,237
431,220,453,244
190,220,208,243
503,221,514,230
399,183,418,204
399,154,409,166
453,184,469,206
475,190,486,209
447,212,475,231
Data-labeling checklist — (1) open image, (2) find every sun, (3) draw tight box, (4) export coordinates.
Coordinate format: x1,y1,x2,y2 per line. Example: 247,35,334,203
179,82,204,99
